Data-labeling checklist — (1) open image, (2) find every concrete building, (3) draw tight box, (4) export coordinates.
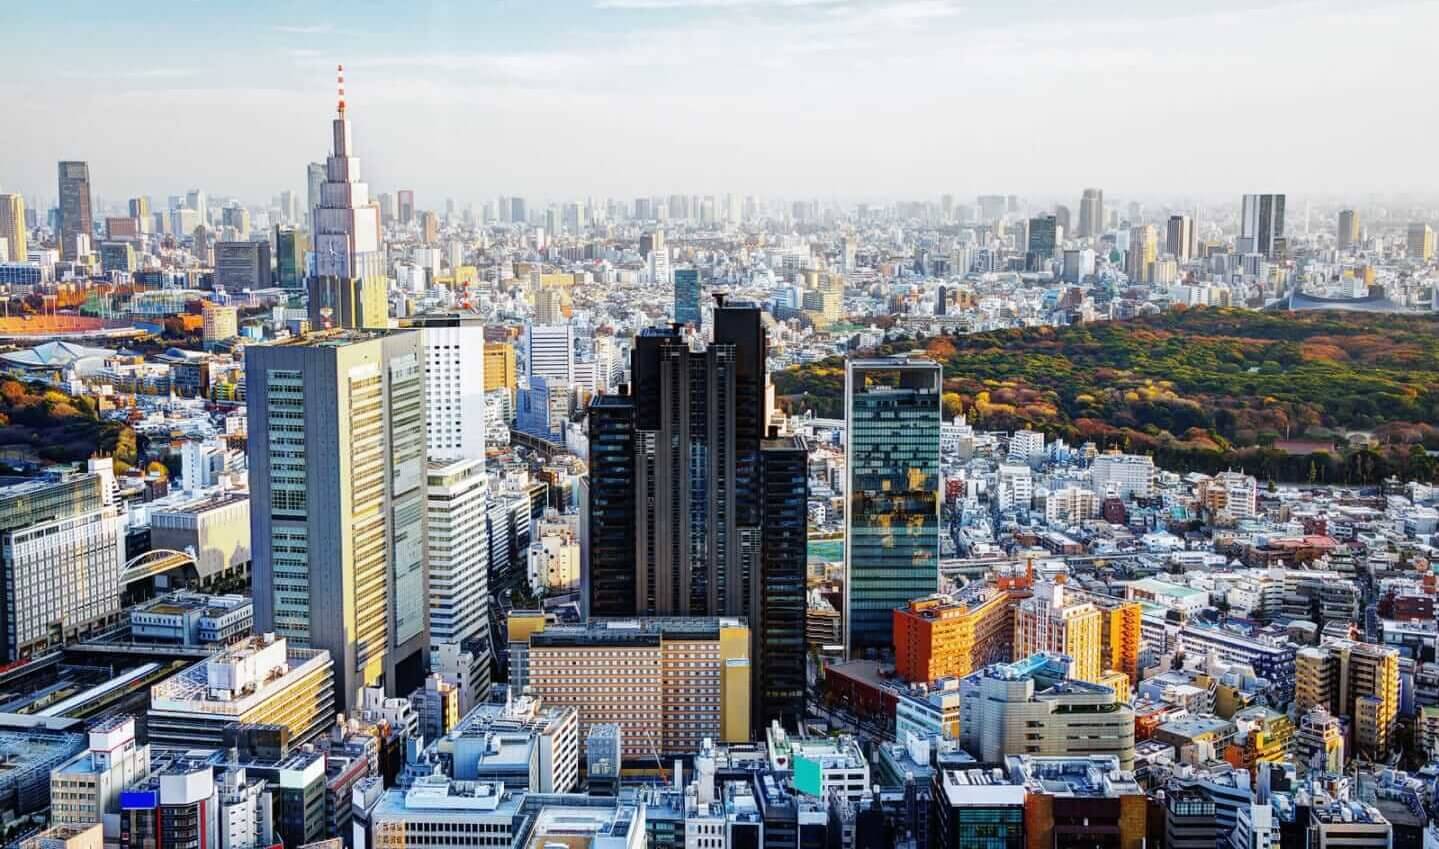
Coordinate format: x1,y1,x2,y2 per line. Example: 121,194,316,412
1294,640,1400,761
118,759,218,849
1091,453,1156,500
147,493,251,586
21,824,102,849
445,695,580,794
1015,581,1104,683
424,458,490,660
0,473,124,661
407,315,487,461
367,777,524,849
201,303,239,347
960,654,1136,770
765,727,870,805
524,617,751,760
146,634,336,747
49,718,150,849
214,242,271,291
1007,755,1146,849
524,324,574,385
892,586,1014,683
129,593,252,646
246,331,429,711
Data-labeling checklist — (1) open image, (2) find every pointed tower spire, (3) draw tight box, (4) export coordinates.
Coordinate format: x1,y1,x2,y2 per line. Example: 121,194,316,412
336,64,346,116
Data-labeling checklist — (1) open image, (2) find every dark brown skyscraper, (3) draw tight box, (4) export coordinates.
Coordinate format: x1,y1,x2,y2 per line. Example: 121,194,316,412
57,161,92,262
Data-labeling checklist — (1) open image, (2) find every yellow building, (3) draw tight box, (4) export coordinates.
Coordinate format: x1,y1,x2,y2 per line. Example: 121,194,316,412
1014,581,1103,683
1097,669,1131,703
201,302,239,346
0,194,26,262
1224,706,1294,776
484,342,517,395
525,617,750,760
1295,640,1399,761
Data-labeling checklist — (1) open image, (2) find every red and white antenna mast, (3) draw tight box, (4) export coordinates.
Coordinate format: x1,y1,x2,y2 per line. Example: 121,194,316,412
336,64,346,116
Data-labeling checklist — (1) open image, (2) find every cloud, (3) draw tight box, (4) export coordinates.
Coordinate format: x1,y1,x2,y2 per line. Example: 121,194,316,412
272,24,331,34
596,0,846,8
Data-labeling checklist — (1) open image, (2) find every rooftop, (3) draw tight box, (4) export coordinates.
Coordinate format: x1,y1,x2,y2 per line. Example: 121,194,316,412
1006,755,1142,798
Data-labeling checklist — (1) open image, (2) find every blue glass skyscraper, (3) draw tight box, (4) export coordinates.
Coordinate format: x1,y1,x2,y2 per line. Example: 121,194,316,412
673,267,701,326
844,353,942,657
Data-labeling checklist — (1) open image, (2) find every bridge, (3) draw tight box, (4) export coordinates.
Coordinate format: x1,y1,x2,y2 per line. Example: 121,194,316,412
122,549,197,585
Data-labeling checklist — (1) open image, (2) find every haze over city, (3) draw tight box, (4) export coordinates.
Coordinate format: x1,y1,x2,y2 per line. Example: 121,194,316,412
6,0,1439,202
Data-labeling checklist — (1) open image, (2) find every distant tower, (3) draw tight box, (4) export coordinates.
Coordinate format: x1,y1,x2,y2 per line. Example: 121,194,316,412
1337,209,1360,252
57,161,93,261
307,65,388,330
1077,188,1103,239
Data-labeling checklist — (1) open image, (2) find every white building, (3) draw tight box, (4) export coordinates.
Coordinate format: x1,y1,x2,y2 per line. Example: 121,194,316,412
1091,453,1156,500
368,777,524,849
217,767,273,849
1045,486,1099,526
997,464,1034,511
525,324,575,385
1008,429,1045,467
765,726,870,804
49,718,151,849
425,459,490,654
416,318,488,461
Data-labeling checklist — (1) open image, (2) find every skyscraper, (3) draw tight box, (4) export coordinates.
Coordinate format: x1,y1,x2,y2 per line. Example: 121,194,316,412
585,394,638,619
1239,193,1286,260
1166,214,1194,263
584,298,804,729
307,72,388,331
275,226,308,289
0,194,26,262
844,353,941,657
57,161,93,262
1077,188,1103,239
215,241,272,290
425,458,491,654
1127,224,1157,282
246,330,429,711
673,267,701,326
1337,209,1360,252
1407,223,1434,261
397,190,415,225
407,315,488,461
306,163,325,227
1025,215,1057,272
525,324,575,384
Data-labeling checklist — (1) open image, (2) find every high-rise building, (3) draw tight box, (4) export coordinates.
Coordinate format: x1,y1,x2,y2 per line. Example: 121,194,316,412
306,162,325,227
844,353,942,657
534,288,565,325
1025,215,1057,272
584,299,802,729
525,324,575,384
397,190,414,225
483,342,517,397
274,226,308,289
1407,222,1435,261
214,241,271,290
757,434,808,729
57,161,93,262
419,211,438,245
893,587,1015,683
673,267,701,325
1126,224,1157,282
584,394,637,619
1014,581,1103,683
99,242,135,274
1077,187,1103,238
1337,209,1360,252
1240,193,1286,260
509,197,527,225
405,315,487,461
0,473,123,661
0,194,27,262
524,617,751,759
1166,214,1195,262
307,82,387,331
425,458,490,656
1295,640,1400,761
201,302,238,347
246,330,429,711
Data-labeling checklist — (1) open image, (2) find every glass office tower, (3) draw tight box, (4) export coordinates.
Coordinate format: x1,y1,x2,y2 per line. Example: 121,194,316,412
844,353,942,657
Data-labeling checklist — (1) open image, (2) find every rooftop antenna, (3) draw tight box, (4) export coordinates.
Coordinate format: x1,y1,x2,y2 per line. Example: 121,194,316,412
336,64,346,116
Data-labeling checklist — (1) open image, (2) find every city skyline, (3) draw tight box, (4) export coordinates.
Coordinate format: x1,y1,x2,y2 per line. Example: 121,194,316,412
5,0,1439,203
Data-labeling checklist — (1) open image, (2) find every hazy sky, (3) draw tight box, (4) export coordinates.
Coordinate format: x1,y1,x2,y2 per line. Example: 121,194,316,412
4,0,1437,208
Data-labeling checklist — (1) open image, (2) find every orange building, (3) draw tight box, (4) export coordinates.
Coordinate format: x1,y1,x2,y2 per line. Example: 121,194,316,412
893,587,1014,683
